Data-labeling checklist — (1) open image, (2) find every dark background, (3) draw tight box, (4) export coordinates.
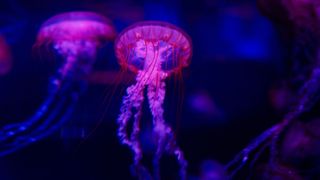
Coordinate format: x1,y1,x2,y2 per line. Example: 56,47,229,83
0,0,286,179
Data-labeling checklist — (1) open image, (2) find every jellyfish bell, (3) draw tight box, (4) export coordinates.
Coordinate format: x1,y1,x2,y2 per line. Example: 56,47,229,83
37,11,115,47
35,11,116,79
115,21,192,75
115,21,192,179
0,36,12,76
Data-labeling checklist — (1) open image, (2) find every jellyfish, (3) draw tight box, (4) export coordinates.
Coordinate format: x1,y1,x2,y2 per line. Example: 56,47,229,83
0,11,115,156
0,35,12,76
115,21,192,179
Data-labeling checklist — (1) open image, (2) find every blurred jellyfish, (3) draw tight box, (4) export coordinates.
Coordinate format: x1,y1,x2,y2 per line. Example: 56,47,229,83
115,21,192,179
0,36,12,76
0,11,115,156
35,11,115,79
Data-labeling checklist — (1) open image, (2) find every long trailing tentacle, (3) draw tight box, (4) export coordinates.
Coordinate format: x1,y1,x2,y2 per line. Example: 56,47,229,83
117,71,152,178
0,87,77,156
0,41,96,156
117,71,146,147
0,70,86,156
0,86,59,142
118,37,189,179
147,72,187,180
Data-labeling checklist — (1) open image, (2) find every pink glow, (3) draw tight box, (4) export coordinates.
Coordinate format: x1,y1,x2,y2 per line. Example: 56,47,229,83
37,11,116,45
35,11,116,79
115,21,192,179
0,36,12,76
115,21,192,74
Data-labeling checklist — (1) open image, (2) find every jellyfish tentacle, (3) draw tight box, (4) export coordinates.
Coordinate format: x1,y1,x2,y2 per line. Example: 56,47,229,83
0,41,95,155
0,90,58,141
117,75,145,146
130,73,146,165
117,71,153,179
147,72,187,180
0,74,68,142
130,75,149,178
117,87,134,146
1,97,67,148
117,51,159,146
18,82,83,140
130,91,144,162
0,94,76,156
115,21,192,179
25,88,78,136
0,40,91,140
0,75,84,156
147,72,166,180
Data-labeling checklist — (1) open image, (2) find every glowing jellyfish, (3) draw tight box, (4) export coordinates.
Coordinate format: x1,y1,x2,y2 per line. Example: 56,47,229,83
0,11,115,156
36,11,116,79
115,21,192,179
0,36,12,76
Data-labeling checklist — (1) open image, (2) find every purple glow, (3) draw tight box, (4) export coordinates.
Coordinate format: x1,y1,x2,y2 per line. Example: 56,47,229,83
115,21,192,179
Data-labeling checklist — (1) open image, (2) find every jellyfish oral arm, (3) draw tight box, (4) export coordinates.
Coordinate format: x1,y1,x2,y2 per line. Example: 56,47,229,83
147,72,187,179
0,88,77,156
117,41,187,179
0,40,97,156
54,40,97,79
118,76,145,145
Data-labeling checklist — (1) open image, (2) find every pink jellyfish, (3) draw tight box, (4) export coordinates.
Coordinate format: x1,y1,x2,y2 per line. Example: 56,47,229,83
0,11,116,156
36,11,116,80
115,21,192,179
0,36,12,76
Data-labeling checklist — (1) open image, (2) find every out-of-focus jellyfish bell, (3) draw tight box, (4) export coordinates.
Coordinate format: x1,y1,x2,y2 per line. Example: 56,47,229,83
0,11,115,157
0,36,12,76
115,21,192,180
36,11,116,80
